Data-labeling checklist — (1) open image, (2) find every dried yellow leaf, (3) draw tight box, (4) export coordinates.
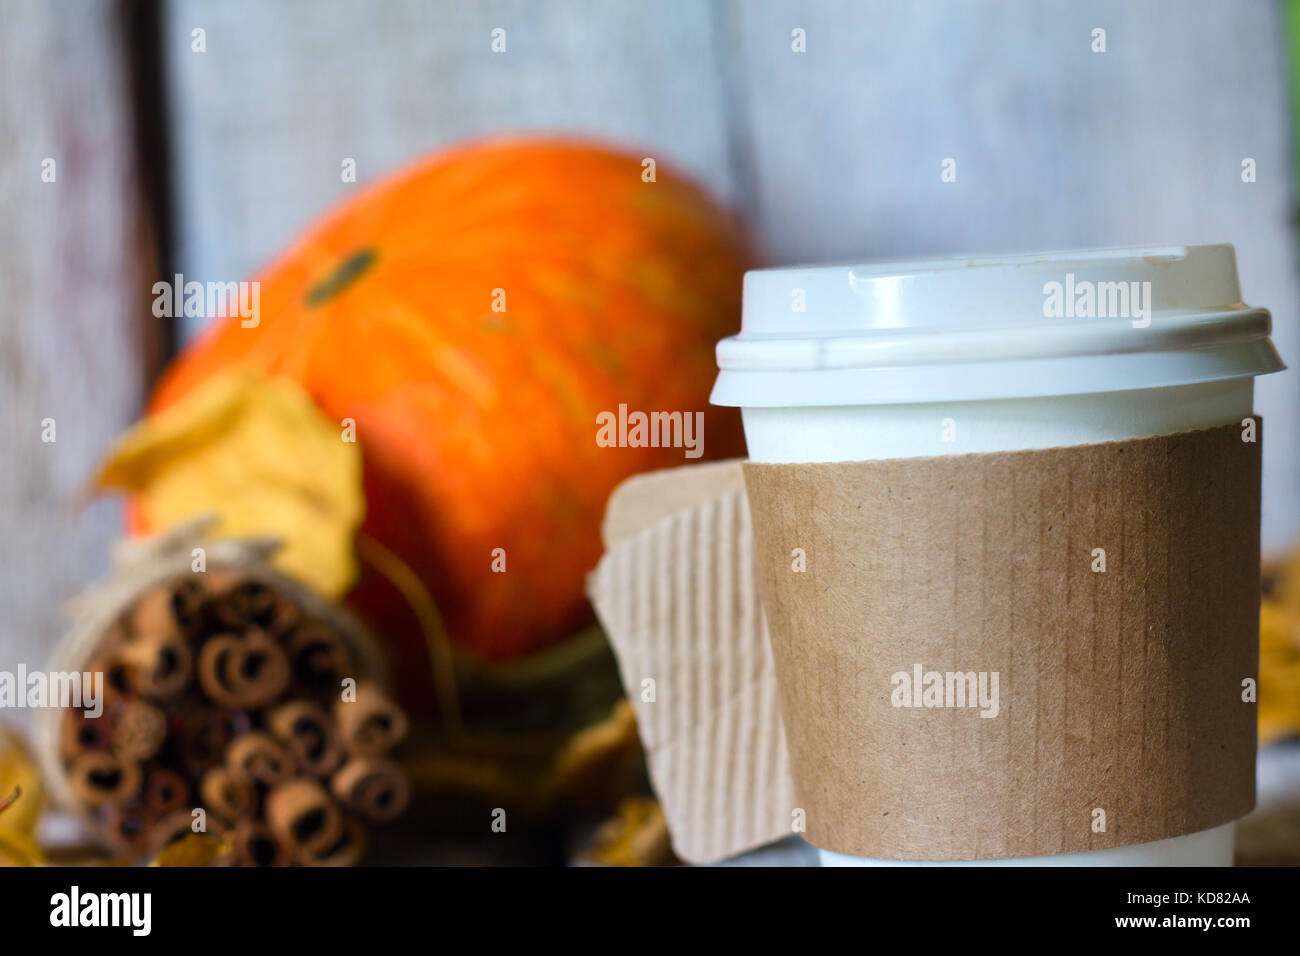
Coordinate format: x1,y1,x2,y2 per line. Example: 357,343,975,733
96,372,364,598
0,829,43,867
584,796,674,867
0,727,46,866
1259,600,1300,745
0,726,45,839
148,831,233,867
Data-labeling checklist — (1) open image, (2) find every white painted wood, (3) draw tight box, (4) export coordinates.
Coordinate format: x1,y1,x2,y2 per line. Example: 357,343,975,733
0,0,149,693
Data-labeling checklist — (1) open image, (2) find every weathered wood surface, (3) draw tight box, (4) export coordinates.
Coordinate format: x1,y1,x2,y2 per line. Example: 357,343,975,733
0,0,151,697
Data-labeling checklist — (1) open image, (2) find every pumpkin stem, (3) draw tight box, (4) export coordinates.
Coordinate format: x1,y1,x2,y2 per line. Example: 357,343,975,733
304,249,378,306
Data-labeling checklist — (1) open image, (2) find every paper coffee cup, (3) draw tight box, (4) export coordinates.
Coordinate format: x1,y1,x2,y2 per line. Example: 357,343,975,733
712,245,1284,866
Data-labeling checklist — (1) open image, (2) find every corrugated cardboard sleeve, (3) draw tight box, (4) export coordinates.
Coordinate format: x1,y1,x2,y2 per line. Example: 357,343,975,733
588,460,796,863
743,423,1259,860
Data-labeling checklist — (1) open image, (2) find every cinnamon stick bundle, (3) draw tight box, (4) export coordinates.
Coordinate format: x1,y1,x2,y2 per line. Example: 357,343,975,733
59,569,408,866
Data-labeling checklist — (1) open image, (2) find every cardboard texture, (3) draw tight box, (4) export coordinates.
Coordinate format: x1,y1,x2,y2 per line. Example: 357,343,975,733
744,423,1260,860
588,461,796,863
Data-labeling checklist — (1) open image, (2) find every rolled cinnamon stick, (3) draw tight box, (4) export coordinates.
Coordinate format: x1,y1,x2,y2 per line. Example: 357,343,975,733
87,652,140,703
230,820,290,867
69,751,141,806
285,622,354,696
143,766,191,816
199,765,255,823
330,757,410,822
334,683,407,757
175,706,233,771
111,700,167,761
299,816,366,867
118,630,193,699
101,803,151,854
169,576,210,636
202,577,258,631
198,630,289,709
196,634,244,707
233,629,290,705
268,701,343,777
198,569,244,593
205,578,296,637
265,778,344,860
146,808,220,859
60,710,112,761
175,570,241,632
245,584,298,638
225,731,293,786
126,584,184,640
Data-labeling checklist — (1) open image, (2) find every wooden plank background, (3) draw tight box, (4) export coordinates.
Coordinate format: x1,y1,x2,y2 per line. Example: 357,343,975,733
0,0,152,685
3,0,1299,683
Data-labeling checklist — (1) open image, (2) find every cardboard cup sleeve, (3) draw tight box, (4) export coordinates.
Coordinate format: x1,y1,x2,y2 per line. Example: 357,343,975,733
743,422,1260,860
590,424,1261,862
588,460,797,863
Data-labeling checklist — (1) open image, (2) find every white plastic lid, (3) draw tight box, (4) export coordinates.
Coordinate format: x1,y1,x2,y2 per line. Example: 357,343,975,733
711,244,1284,407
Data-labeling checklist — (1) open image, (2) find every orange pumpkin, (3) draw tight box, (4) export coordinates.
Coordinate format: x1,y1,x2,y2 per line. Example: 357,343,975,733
143,138,752,701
